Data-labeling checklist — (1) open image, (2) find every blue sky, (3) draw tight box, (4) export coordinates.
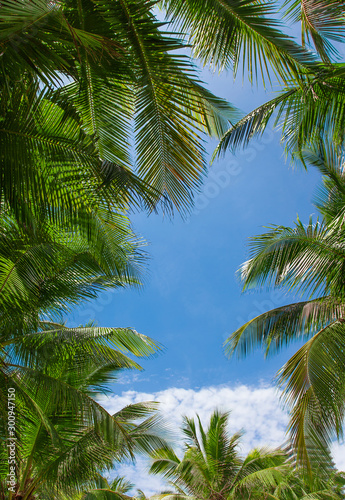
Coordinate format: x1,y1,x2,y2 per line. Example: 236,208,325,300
69,62,344,490
70,71,322,393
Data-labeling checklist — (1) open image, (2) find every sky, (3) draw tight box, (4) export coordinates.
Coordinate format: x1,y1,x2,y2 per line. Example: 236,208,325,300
68,61,345,492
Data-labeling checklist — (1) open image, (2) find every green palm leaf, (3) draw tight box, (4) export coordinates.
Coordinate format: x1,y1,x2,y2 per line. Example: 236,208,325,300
161,0,317,82
277,320,345,471
225,297,344,358
283,0,345,63
215,65,345,160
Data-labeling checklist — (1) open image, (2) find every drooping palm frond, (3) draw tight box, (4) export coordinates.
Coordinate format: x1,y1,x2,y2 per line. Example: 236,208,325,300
277,320,345,472
88,0,237,212
213,87,298,157
0,0,122,90
225,297,345,358
215,65,345,161
0,79,164,230
80,473,135,500
5,324,159,387
283,0,345,63
161,0,317,83
1,0,239,221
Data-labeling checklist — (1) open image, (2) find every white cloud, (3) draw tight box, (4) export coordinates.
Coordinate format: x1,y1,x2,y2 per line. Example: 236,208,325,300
99,383,345,496
332,441,345,471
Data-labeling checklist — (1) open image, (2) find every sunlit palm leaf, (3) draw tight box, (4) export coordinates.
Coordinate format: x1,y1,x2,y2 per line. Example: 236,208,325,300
277,320,345,471
283,0,345,63
226,297,345,358
239,218,345,299
161,0,317,82
215,65,345,160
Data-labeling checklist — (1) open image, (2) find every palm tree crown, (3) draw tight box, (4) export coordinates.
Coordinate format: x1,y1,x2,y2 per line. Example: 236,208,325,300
226,143,345,471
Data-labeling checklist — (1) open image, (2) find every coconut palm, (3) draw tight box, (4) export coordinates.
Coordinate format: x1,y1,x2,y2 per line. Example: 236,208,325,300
225,142,345,470
0,326,167,500
0,0,240,219
149,409,345,499
0,202,166,499
149,409,293,499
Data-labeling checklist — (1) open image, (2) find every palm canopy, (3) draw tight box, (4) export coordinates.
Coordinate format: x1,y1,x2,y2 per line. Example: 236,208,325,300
0,203,165,499
0,0,239,218
225,143,345,471
149,409,344,499
0,324,167,499
149,409,292,499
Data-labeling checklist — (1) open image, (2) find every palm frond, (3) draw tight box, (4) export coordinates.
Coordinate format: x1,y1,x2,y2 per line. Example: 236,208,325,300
238,217,345,300
215,65,345,160
162,0,317,83
283,0,345,63
225,297,344,358
277,320,345,471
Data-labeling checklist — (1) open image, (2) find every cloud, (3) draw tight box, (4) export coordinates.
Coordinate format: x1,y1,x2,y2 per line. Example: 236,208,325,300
332,441,345,471
99,383,345,496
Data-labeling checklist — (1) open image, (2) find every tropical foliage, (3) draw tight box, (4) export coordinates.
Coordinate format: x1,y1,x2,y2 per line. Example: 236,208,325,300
67,474,147,500
2,0,345,497
225,142,345,470
0,329,165,499
149,409,345,499
0,0,239,218
0,202,166,498
213,0,345,163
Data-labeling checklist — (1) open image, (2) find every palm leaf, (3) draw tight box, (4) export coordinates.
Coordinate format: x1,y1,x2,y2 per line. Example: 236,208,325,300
238,218,345,299
283,0,345,63
225,297,345,358
215,65,345,160
161,0,317,82
277,320,345,471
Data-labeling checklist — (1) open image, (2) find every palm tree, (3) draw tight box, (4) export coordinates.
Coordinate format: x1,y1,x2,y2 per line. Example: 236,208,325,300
149,409,345,499
225,142,345,471
4,0,337,221
0,0,240,218
0,328,167,500
0,205,166,499
149,409,293,499
210,0,345,164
